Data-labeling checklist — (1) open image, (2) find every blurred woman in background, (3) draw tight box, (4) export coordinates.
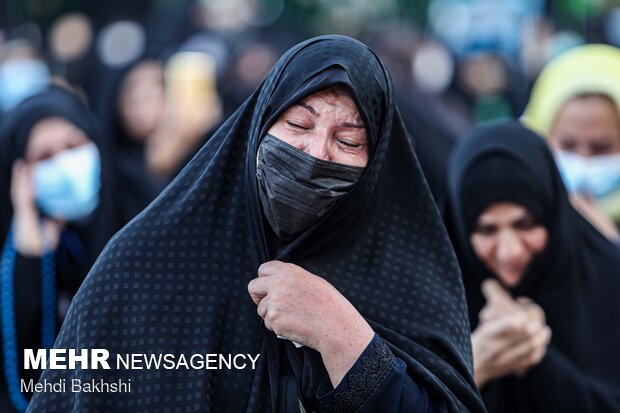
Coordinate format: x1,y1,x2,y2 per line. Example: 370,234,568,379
522,44,620,242
446,120,620,413
0,86,129,412
96,57,167,216
0,40,51,119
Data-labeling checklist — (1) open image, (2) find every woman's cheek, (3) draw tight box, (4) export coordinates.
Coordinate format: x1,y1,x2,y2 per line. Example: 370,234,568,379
335,149,368,168
470,234,496,264
525,227,548,253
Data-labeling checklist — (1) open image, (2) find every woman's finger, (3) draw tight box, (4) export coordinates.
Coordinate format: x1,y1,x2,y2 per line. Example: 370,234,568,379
247,277,270,305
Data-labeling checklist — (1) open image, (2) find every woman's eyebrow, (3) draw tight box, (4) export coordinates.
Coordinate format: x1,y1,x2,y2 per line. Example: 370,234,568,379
341,121,365,129
297,102,318,117
296,101,364,128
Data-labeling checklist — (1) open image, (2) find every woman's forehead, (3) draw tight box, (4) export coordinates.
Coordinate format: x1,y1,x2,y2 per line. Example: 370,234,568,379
478,203,531,222
258,40,389,149
296,89,362,119
27,117,89,154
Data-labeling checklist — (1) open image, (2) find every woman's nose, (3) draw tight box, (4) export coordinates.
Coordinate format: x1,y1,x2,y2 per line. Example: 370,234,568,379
303,134,331,162
496,230,527,263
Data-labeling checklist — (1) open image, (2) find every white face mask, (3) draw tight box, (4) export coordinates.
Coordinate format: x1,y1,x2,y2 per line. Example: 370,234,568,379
555,149,620,199
33,143,101,221
555,150,620,223
0,58,50,112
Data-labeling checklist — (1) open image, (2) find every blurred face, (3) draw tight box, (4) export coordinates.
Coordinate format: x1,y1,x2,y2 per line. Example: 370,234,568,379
26,117,91,163
118,60,165,141
550,95,620,157
267,86,368,167
236,44,278,88
470,202,548,288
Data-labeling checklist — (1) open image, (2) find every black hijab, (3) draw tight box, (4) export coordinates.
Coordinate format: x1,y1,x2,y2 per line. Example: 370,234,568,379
395,89,457,210
446,120,620,412
28,36,484,413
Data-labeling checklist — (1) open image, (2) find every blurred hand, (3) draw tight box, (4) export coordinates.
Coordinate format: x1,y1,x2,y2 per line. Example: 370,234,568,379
479,279,546,327
10,160,62,256
11,160,37,213
146,92,222,179
472,313,551,388
478,278,521,322
248,260,374,386
472,279,551,389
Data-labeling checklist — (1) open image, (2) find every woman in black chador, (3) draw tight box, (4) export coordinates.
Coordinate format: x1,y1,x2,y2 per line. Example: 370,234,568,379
0,86,128,412
445,120,620,413
28,36,485,413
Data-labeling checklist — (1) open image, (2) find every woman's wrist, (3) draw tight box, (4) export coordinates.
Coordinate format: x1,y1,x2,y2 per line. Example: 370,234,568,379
13,209,44,256
472,331,490,389
473,364,490,389
12,211,62,256
318,311,375,387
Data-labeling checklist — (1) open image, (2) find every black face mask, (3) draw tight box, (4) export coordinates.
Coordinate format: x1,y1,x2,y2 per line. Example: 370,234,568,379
256,133,364,241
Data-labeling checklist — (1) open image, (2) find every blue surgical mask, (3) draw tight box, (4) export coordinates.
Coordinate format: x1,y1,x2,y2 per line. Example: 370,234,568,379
33,143,101,221
555,149,620,199
555,149,620,222
555,150,589,194
0,58,50,112
584,152,620,199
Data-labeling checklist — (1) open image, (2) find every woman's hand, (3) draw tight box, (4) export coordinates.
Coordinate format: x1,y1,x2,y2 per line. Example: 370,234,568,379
472,312,551,388
248,260,374,386
478,279,546,325
472,279,551,389
146,88,222,179
10,160,62,256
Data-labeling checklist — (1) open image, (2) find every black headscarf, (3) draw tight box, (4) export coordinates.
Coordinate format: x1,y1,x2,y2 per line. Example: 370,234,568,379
28,35,484,413
446,120,620,412
395,89,457,209
460,155,547,239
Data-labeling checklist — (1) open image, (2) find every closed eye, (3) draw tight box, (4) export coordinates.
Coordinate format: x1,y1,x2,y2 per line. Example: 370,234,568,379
35,152,54,162
287,121,310,130
591,141,614,155
338,139,362,149
514,216,539,231
557,136,577,151
473,224,497,236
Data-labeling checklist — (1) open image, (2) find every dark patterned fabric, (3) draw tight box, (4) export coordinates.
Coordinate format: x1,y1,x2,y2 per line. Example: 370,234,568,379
28,35,484,413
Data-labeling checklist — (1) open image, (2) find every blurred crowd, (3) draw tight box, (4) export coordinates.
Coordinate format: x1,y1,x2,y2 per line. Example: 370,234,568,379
2,0,620,412
4,0,620,129
3,0,620,206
